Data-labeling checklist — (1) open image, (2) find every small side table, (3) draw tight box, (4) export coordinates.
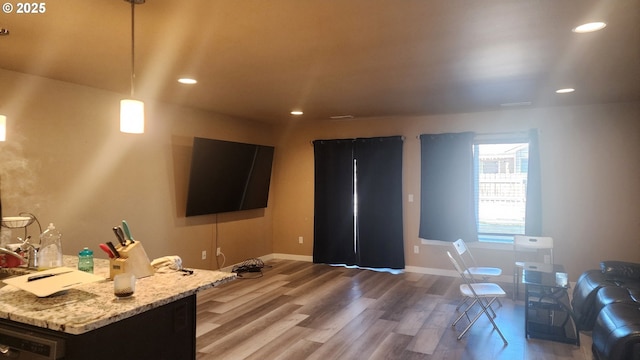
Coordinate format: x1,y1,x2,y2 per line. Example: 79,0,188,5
522,263,580,346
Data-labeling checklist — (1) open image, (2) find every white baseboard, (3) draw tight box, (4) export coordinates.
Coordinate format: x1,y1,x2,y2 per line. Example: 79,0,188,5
270,253,314,262
225,253,512,283
265,253,468,278
403,265,458,277
220,253,312,272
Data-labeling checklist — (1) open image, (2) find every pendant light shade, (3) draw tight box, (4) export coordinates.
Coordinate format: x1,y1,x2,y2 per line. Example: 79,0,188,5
0,115,6,141
120,0,145,134
120,99,144,134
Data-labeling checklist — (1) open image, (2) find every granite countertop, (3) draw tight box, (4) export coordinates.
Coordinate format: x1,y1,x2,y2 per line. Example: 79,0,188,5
0,256,235,335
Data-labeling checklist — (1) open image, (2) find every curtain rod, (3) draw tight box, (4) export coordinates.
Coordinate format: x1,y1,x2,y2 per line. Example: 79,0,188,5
310,136,406,146
416,130,532,140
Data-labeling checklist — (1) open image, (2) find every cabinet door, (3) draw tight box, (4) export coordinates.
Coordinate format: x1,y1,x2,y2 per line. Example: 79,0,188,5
65,295,196,360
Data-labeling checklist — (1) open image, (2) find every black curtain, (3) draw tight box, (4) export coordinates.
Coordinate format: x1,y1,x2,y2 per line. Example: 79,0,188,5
313,140,357,265
355,137,405,269
525,129,542,235
419,132,477,242
313,136,405,269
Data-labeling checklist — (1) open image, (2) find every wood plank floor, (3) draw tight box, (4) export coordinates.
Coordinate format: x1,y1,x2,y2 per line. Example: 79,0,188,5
195,259,594,360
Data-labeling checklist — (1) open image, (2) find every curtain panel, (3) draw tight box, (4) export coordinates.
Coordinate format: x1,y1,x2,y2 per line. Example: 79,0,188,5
312,139,357,265
355,137,405,269
419,132,478,242
525,129,543,236
313,136,405,269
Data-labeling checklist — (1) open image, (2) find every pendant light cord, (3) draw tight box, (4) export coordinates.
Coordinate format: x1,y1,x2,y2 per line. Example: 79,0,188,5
130,1,136,98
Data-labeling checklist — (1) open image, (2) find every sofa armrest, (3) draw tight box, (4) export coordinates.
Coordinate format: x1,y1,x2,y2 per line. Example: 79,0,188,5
601,261,640,280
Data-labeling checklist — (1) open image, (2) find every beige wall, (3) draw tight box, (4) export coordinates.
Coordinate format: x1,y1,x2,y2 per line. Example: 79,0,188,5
271,103,640,280
0,69,275,269
2,68,639,281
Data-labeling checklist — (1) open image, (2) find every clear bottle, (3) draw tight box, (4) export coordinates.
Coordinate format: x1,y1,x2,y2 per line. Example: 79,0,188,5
38,223,63,269
78,247,94,273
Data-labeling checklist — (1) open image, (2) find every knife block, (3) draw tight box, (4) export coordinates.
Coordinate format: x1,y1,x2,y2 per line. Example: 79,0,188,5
109,241,155,279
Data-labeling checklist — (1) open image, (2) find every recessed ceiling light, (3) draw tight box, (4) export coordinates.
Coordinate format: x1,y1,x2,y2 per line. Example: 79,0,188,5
290,111,303,115
178,78,197,85
572,22,606,33
556,88,575,94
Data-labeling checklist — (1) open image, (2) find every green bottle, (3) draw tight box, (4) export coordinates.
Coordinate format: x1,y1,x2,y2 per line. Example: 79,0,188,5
78,247,94,273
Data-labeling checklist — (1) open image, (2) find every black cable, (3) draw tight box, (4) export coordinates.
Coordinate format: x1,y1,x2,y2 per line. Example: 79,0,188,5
236,271,264,279
214,214,221,270
231,258,271,279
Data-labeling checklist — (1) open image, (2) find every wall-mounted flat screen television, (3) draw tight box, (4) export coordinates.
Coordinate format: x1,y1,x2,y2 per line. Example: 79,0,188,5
185,137,275,217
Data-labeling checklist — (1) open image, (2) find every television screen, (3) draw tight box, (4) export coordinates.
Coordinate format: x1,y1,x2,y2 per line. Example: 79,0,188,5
185,137,275,217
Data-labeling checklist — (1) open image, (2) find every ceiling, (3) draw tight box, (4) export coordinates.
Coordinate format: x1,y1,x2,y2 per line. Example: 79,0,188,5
1,0,639,124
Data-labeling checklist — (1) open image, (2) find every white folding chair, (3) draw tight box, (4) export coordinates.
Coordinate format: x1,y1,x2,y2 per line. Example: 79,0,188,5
452,239,502,280
447,251,508,345
513,235,554,299
451,239,503,309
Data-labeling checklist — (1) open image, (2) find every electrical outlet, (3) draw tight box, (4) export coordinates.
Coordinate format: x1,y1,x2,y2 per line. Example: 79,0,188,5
414,245,419,254
201,250,207,260
298,236,303,244
216,247,221,256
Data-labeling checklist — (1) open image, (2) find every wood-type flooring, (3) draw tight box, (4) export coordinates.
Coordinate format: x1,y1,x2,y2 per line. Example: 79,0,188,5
195,259,593,360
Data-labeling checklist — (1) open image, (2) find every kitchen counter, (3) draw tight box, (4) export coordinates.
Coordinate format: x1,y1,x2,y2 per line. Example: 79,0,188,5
0,256,235,335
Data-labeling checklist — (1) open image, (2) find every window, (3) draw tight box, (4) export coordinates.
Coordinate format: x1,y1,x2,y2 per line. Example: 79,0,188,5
418,130,540,244
474,142,529,243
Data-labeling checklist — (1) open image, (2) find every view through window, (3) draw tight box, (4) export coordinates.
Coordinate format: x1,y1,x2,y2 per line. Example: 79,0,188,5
474,142,529,242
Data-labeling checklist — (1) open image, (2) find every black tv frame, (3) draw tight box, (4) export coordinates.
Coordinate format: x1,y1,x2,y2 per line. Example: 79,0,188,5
185,137,275,217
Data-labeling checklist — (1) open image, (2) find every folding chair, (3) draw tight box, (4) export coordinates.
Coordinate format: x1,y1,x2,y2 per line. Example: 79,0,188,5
451,239,503,309
513,235,554,299
447,251,508,345
452,239,502,280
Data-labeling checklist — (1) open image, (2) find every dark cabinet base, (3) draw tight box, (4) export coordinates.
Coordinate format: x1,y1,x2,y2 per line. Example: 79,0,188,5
0,295,196,360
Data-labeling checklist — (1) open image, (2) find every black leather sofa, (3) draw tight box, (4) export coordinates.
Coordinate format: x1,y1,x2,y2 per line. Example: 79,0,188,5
571,261,640,360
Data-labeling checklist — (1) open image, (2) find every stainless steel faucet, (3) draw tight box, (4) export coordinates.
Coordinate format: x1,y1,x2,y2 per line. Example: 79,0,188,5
20,237,39,269
25,245,38,269
0,235,40,269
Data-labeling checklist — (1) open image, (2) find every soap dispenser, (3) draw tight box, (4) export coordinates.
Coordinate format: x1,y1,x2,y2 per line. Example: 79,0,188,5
38,223,63,269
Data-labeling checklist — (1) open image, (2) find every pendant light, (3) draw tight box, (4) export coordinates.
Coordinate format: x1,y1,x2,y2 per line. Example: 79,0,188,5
120,0,145,134
0,115,6,141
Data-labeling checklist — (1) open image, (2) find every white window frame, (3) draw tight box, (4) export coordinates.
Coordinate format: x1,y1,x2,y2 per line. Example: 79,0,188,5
473,133,530,244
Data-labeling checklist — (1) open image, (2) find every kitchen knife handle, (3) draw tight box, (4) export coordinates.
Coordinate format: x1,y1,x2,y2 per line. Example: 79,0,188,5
116,227,126,245
112,227,126,246
99,243,115,258
28,273,55,282
122,220,135,243
106,241,120,258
